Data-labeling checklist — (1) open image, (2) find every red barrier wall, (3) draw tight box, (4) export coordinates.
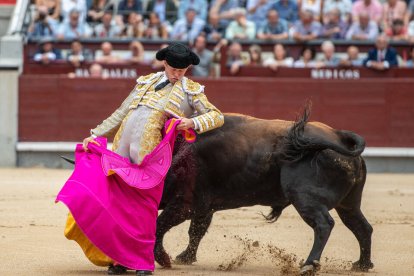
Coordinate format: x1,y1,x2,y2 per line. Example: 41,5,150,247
19,75,414,147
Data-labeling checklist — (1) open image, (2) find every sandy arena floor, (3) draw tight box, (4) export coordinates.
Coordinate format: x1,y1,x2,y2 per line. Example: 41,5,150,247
0,168,413,276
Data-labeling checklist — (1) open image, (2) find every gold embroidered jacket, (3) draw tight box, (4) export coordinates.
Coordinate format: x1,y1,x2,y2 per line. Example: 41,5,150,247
91,72,224,137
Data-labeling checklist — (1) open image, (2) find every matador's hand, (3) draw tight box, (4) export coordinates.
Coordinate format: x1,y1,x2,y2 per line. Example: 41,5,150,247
82,136,100,151
176,118,195,131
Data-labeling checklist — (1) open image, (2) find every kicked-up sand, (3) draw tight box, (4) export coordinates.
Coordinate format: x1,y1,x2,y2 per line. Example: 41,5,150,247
0,168,413,275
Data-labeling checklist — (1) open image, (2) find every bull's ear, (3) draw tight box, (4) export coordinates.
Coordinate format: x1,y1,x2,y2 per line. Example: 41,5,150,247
60,155,75,164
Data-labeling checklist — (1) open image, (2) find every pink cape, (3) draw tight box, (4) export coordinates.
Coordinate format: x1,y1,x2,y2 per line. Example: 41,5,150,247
56,119,195,270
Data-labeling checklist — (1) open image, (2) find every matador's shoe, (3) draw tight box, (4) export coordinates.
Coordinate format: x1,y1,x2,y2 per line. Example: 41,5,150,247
107,264,127,275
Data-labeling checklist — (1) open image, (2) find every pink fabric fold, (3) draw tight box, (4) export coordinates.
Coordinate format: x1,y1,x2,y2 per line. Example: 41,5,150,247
56,119,195,270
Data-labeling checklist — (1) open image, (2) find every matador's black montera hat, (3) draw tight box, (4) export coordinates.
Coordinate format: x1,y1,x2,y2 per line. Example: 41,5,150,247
156,42,200,69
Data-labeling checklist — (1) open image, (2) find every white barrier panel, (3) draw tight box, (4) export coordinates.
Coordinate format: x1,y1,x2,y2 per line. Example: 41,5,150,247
16,142,414,157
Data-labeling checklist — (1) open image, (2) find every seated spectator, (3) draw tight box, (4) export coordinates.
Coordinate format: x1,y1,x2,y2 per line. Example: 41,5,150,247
351,0,383,25
124,41,145,64
56,9,93,39
293,46,318,68
89,63,106,78
408,15,414,42
212,37,229,63
320,8,348,39
68,62,109,78
171,8,205,41
263,43,294,70
118,0,143,21
121,12,145,37
225,8,256,40
364,35,399,70
404,46,414,67
35,0,61,21
94,11,122,37
226,41,246,75
202,13,226,41
270,0,299,23
28,5,59,38
339,45,364,67
209,0,240,29
322,0,352,24
33,37,62,64
96,41,121,64
382,0,407,30
61,0,87,23
299,0,323,21
246,0,273,29
247,44,263,65
178,0,208,21
143,12,169,39
86,0,107,24
291,10,322,42
67,39,92,67
385,19,408,40
151,43,169,69
257,9,289,40
345,12,378,40
145,0,177,25
192,35,214,77
317,40,341,67
408,0,414,24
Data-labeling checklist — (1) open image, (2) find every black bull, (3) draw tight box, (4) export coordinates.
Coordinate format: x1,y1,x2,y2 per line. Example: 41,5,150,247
155,110,373,275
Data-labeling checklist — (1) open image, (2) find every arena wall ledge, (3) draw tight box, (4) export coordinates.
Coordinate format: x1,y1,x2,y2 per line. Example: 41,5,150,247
15,142,414,173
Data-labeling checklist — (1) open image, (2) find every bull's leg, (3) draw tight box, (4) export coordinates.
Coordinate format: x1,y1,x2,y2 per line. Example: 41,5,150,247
154,204,192,268
175,212,214,265
294,204,335,276
335,207,373,271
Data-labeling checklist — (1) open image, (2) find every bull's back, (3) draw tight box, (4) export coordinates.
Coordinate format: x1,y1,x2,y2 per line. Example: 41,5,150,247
195,114,288,174
190,115,290,208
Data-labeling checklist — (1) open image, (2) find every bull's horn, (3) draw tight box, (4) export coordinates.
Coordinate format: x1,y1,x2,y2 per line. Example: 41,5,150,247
60,155,75,164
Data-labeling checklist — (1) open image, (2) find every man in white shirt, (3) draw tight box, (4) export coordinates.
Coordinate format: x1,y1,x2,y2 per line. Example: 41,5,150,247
171,8,205,41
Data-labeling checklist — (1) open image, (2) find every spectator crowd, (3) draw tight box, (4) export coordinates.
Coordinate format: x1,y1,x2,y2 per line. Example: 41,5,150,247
29,0,414,74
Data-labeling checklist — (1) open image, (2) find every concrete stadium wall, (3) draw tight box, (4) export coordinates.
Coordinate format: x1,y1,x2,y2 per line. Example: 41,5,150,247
0,67,18,166
0,5,13,37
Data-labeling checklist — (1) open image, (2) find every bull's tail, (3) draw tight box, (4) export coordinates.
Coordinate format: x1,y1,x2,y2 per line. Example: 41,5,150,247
279,104,365,163
262,205,287,223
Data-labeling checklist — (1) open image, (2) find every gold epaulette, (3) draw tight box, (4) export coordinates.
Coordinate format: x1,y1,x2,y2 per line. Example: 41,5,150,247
136,72,163,85
182,77,204,95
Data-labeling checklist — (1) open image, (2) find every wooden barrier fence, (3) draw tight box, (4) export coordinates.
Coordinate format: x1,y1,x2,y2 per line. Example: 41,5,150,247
19,75,414,147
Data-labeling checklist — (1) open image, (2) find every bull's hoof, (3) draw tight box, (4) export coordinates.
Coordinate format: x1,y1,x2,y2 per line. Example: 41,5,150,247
154,251,172,268
174,250,197,265
351,260,374,272
300,260,320,276
136,270,153,275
